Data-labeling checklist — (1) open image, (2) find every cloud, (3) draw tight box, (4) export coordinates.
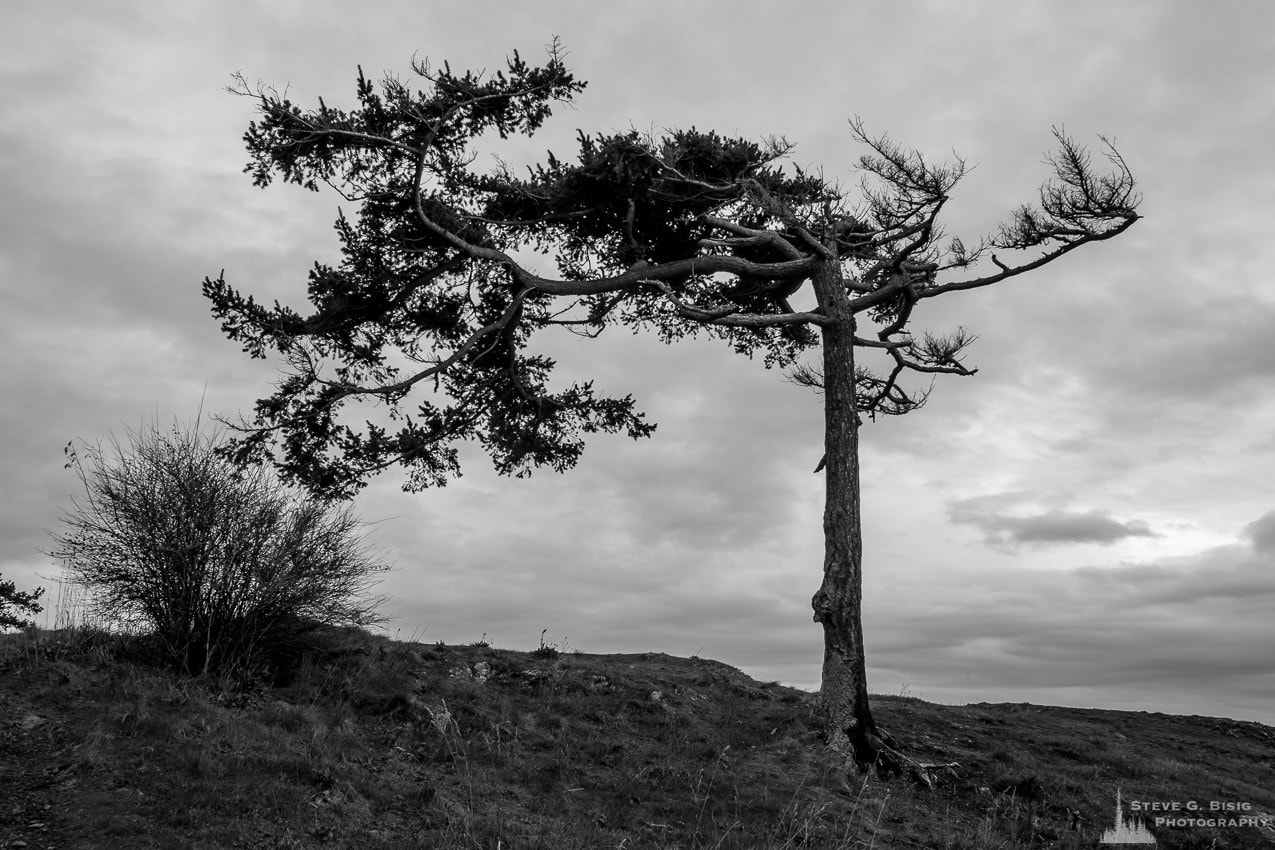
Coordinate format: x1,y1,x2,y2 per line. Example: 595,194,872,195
948,493,1158,548
868,513,1275,723
1242,511,1275,554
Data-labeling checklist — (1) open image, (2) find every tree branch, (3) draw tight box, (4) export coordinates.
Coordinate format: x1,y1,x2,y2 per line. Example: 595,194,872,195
646,279,828,327
314,288,532,398
918,212,1137,298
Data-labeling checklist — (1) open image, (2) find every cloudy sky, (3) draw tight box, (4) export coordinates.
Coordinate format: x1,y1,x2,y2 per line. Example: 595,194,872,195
3,3,1273,725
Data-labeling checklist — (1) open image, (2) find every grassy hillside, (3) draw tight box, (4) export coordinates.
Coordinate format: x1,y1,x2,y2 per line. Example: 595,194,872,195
2,627,1273,849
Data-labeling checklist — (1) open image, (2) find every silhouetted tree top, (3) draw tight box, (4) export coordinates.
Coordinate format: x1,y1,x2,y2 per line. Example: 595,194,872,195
206,40,1140,499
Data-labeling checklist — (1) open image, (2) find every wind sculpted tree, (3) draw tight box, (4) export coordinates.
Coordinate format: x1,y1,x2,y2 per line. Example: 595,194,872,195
205,41,1140,775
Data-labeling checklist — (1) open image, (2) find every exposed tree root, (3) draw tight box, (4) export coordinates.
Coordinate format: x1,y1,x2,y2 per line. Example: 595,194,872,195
848,725,961,790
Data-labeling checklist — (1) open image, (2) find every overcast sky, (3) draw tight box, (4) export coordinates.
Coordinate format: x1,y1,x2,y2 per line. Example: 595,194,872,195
3,2,1273,725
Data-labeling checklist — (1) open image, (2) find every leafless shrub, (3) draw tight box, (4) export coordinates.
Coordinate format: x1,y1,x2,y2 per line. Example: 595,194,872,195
47,418,388,677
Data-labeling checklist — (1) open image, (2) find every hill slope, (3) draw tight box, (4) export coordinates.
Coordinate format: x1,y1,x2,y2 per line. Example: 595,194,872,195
2,628,1273,848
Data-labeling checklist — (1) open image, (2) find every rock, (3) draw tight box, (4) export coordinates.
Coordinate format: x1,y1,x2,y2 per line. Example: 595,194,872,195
449,662,491,684
17,714,43,730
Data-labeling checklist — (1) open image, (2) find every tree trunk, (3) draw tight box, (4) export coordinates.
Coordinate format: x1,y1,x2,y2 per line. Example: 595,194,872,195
811,264,897,775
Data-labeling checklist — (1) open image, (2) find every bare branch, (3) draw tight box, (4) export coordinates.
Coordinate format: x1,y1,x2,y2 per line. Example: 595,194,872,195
922,130,1140,298
741,178,832,259
645,279,828,328
893,327,978,375
854,336,910,350
919,213,1137,298
698,218,804,261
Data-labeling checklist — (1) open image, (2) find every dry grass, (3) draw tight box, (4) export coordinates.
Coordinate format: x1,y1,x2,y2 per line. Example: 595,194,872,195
2,626,1273,848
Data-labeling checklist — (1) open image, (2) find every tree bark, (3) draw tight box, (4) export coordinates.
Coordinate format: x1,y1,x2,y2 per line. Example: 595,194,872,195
810,261,897,775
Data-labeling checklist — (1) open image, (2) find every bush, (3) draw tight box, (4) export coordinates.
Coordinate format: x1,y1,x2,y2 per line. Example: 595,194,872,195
47,418,388,677
0,573,43,630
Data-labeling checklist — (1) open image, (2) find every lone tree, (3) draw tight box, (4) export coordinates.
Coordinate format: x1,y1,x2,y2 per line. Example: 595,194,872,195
205,42,1140,773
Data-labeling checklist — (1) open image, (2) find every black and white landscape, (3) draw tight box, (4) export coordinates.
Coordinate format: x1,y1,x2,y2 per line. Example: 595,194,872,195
3,2,1273,725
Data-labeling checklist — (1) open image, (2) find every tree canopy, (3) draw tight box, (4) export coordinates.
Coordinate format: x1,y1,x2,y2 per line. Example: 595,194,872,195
205,41,1139,500
206,42,1140,774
